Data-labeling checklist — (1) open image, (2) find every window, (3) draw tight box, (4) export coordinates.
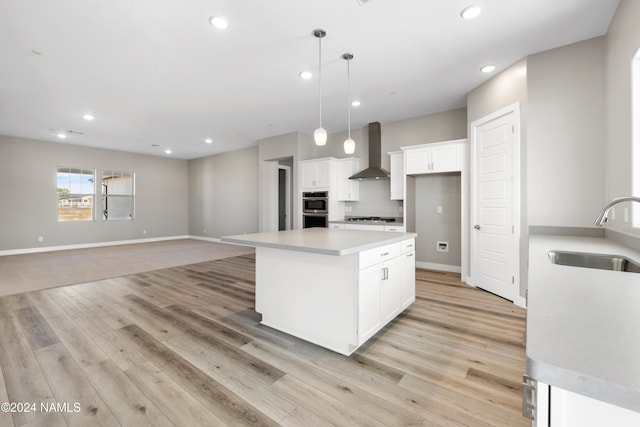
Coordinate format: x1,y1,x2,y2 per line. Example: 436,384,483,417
102,170,134,220
634,50,640,227
57,167,95,221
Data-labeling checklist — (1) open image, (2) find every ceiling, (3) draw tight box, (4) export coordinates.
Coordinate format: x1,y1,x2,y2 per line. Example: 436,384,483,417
0,0,619,160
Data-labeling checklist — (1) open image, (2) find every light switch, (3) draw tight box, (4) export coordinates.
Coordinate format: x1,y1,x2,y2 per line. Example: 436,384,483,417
437,206,443,214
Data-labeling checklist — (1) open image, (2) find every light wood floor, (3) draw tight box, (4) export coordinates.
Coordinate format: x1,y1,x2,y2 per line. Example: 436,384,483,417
0,255,529,426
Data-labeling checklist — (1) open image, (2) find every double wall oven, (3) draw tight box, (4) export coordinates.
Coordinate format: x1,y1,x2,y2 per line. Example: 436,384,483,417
302,191,328,228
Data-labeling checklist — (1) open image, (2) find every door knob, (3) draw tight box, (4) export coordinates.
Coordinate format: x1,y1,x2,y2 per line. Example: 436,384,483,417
474,224,481,230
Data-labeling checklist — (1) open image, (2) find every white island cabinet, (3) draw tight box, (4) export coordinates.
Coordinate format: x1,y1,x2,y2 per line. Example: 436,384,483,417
221,228,416,356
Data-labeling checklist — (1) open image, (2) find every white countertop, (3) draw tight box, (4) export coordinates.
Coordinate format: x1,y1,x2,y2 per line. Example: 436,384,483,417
221,228,416,256
527,233,640,412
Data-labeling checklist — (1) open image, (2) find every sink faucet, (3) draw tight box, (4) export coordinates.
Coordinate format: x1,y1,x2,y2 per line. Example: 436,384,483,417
593,196,640,226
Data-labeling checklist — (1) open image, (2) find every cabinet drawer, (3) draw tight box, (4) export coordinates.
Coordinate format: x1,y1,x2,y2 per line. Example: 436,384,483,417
359,242,401,269
401,238,415,254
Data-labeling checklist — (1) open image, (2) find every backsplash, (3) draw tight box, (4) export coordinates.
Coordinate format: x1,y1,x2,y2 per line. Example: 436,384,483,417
345,180,402,218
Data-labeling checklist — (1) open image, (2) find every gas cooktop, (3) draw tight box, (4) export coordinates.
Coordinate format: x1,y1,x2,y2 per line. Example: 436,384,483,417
345,216,396,223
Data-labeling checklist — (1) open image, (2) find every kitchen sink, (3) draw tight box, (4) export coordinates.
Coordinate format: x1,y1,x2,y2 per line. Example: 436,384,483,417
548,250,640,273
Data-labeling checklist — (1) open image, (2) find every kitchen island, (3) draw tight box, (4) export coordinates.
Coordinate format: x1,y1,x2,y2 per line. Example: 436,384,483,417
221,228,417,355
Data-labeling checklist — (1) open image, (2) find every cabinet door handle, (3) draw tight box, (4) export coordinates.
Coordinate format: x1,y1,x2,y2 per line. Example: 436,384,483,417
380,252,389,257
522,375,536,420
407,253,414,258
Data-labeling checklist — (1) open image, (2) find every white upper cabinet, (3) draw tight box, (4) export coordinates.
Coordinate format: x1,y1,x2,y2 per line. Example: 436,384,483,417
389,151,404,200
336,158,360,201
403,139,466,175
300,158,336,189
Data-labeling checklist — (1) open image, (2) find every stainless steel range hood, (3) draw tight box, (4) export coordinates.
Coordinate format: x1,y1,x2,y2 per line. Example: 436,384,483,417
349,122,390,180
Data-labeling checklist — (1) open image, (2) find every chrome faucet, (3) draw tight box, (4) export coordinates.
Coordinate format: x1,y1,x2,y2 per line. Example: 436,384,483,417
593,196,640,226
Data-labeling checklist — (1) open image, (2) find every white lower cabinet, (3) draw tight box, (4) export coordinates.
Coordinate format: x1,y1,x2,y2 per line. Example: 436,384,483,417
345,223,384,231
357,264,383,343
527,380,640,427
379,257,401,323
399,246,416,308
344,223,406,232
357,238,415,344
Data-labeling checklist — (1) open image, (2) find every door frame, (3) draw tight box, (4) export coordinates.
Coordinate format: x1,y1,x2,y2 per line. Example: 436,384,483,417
469,102,525,307
278,165,291,230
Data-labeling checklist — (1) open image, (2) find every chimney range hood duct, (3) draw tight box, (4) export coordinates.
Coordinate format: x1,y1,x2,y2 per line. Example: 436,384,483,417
349,122,390,180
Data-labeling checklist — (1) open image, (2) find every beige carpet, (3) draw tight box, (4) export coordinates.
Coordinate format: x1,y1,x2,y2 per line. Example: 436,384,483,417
0,239,254,297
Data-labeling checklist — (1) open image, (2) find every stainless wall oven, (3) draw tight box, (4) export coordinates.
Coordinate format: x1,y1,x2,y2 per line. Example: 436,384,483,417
303,214,328,228
302,191,328,214
302,191,328,228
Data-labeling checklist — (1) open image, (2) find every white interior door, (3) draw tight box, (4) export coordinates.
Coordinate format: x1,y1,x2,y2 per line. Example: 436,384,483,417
471,107,519,302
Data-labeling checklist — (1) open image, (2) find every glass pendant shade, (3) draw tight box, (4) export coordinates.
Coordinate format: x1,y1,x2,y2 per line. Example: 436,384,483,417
314,127,327,146
343,138,355,154
343,53,355,154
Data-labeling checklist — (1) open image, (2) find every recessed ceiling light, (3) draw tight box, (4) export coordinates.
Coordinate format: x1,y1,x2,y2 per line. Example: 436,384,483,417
351,100,361,107
56,133,67,139
481,64,496,73
461,5,482,20
165,149,172,154
82,113,94,121
205,138,213,144
299,71,312,80
209,16,229,30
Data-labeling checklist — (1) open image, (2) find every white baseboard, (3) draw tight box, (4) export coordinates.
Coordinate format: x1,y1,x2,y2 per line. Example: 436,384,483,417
514,295,527,308
188,235,222,243
0,235,190,256
415,261,461,273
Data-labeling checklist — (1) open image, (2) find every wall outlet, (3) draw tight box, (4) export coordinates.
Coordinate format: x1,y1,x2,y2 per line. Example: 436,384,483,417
38,236,44,242
142,229,147,235
437,241,449,252
203,228,207,233
437,206,443,214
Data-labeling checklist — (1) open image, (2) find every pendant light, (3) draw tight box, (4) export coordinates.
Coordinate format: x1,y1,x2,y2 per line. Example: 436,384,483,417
313,29,327,146
343,53,355,154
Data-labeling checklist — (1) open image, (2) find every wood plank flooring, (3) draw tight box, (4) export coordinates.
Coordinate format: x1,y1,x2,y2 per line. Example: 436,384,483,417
0,254,529,426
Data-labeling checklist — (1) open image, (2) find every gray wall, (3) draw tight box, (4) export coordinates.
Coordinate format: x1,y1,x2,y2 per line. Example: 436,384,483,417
188,146,259,238
414,173,462,268
0,135,189,251
527,37,606,226
605,0,640,236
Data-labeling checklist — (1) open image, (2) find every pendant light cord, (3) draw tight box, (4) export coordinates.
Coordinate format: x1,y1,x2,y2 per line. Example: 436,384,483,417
318,35,322,128
346,57,351,140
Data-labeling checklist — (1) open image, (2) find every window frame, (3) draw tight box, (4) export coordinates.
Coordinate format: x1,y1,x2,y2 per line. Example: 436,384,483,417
101,170,135,221
56,167,96,222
